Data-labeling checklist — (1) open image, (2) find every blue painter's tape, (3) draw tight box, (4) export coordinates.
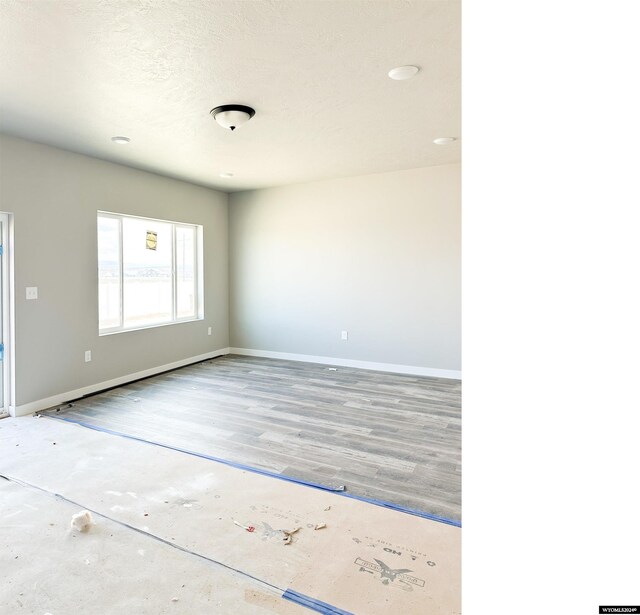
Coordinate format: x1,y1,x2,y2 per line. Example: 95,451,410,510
282,589,353,615
47,415,461,527
338,492,460,527
0,343,3,361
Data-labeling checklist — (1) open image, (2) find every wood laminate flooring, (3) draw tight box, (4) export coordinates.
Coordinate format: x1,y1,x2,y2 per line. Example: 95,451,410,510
45,355,461,521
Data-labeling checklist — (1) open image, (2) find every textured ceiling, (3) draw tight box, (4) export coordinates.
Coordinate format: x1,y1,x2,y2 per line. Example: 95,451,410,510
0,0,460,192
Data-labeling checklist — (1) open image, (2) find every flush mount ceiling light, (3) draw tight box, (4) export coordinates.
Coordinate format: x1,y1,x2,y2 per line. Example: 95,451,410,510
219,172,234,178
210,104,256,131
433,137,457,145
388,65,420,80
111,136,130,144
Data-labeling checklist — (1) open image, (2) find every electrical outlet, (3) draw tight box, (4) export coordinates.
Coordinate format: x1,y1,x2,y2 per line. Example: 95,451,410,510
26,287,38,300
341,330,348,341
85,350,92,363
207,327,212,336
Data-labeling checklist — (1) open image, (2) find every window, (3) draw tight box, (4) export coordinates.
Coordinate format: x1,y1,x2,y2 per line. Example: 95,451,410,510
98,212,203,334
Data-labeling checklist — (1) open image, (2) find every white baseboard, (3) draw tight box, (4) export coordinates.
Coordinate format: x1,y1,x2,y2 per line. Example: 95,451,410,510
9,348,230,417
229,347,461,380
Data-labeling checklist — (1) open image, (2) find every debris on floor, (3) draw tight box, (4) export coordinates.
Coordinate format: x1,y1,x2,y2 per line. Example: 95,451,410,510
232,519,255,532
314,523,326,530
324,506,331,511
282,526,301,545
70,510,94,532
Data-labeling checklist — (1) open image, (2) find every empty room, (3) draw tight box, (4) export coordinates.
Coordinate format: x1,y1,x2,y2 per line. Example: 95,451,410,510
0,1,461,613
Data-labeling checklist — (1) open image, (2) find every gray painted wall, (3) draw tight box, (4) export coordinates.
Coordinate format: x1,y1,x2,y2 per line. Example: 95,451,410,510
229,164,461,371
0,135,228,407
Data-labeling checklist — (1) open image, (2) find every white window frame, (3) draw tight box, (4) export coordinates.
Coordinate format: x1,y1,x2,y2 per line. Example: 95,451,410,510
98,211,204,336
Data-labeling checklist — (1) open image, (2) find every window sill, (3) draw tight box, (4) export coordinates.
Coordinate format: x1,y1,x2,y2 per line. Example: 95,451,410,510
99,316,204,336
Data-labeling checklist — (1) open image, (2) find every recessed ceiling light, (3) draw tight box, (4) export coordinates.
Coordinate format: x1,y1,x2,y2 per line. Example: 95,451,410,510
111,136,130,144
433,137,457,145
219,172,234,178
388,65,420,80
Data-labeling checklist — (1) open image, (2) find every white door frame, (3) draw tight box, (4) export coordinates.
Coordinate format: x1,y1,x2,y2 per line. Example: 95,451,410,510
0,212,14,417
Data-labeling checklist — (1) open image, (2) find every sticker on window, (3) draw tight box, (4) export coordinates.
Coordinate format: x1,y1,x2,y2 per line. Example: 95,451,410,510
146,231,158,250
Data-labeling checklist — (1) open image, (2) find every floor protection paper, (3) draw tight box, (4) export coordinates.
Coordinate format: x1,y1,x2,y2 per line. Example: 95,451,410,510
0,479,304,614
0,417,461,615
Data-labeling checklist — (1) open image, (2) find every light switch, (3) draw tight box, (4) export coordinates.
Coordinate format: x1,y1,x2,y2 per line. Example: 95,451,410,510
26,287,38,300
341,330,348,341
